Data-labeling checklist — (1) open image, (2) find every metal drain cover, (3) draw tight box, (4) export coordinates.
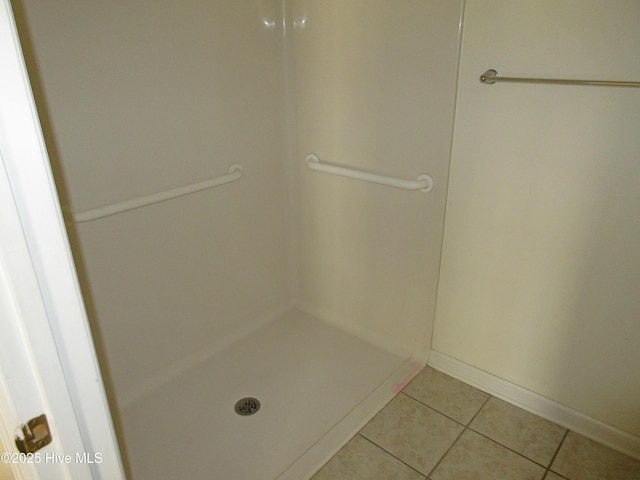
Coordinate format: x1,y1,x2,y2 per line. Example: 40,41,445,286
234,397,260,416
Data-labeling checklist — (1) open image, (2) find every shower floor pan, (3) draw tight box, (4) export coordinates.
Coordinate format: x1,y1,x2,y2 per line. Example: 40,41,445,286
118,308,422,479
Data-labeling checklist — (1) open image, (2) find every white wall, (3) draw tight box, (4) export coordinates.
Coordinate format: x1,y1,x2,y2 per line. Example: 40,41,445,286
15,0,291,402
291,0,463,357
434,0,640,436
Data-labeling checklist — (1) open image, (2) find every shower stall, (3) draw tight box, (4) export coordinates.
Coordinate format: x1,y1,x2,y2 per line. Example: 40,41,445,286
14,1,464,478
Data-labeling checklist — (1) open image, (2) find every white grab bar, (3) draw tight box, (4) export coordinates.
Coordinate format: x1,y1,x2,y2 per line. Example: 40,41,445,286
306,154,433,193
68,164,242,223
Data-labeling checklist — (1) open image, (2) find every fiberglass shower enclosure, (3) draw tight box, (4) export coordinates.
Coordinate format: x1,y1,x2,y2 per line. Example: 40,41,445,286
14,0,463,478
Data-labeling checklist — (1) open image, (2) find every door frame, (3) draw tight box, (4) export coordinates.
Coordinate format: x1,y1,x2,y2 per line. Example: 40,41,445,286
0,0,125,478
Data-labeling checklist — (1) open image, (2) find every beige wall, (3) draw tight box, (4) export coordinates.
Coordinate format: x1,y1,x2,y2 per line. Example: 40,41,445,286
15,0,291,402
434,0,640,436
291,0,463,357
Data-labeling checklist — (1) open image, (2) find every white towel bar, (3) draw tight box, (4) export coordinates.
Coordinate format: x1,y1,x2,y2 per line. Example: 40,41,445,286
305,154,433,193
68,164,242,223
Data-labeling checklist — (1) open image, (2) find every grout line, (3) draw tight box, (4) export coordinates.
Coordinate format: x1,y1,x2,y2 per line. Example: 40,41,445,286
468,428,551,469
399,377,574,477
544,429,570,479
424,421,467,479
357,433,428,479
463,394,570,471
543,469,570,480
351,386,572,480
465,393,492,426
425,394,491,478
357,390,489,479
398,390,473,428
399,391,465,426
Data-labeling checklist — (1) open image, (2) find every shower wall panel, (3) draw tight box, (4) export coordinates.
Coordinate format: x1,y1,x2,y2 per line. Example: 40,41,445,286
15,0,291,401
17,0,465,409
291,0,464,357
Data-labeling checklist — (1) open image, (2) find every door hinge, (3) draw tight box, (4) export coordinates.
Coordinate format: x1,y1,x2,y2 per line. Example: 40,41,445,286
15,414,52,454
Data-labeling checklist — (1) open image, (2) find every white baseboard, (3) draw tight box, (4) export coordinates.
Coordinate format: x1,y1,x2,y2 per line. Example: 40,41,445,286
428,350,640,461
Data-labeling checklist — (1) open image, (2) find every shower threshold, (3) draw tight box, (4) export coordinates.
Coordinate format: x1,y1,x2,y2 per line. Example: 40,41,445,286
117,308,422,479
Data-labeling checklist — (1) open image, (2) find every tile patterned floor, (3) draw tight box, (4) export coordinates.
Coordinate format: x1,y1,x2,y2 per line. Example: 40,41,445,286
312,367,640,480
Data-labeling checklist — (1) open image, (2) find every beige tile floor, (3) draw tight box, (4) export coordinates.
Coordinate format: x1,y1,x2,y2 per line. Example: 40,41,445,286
312,367,640,480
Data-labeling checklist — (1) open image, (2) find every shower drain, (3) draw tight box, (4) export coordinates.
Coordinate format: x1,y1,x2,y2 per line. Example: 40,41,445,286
234,397,261,416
